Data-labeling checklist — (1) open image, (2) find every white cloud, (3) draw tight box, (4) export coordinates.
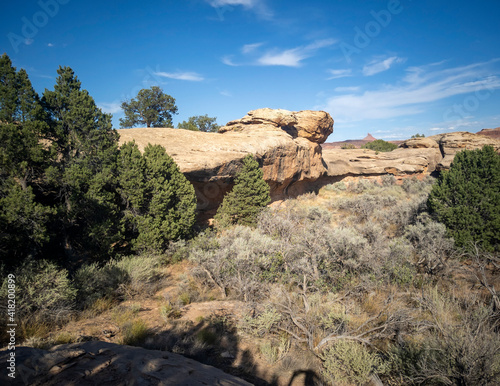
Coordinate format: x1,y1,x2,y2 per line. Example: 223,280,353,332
207,0,272,19
242,42,263,54
47,43,54,47
154,71,204,81
334,86,359,92
222,55,239,66
363,56,405,76
209,0,255,6
327,69,352,80
98,102,122,114
319,59,500,123
256,39,336,67
257,48,306,67
25,38,34,45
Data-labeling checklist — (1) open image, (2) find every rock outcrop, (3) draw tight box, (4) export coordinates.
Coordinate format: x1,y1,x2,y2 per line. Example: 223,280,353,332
0,341,252,385
322,146,442,178
118,109,333,211
119,108,500,212
428,131,500,170
219,108,333,144
477,127,500,140
321,133,500,181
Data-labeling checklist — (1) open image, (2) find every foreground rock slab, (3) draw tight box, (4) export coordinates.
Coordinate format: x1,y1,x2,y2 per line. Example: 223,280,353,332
0,341,252,386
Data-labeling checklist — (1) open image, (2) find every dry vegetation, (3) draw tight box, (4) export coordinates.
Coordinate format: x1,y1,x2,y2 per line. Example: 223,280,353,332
2,177,499,385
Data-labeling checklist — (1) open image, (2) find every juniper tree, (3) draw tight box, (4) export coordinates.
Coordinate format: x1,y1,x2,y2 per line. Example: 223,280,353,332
42,66,121,260
428,145,500,251
177,115,220,132
0,56,54,266
215,154,270,228
117,142,196,253
120,86,178,128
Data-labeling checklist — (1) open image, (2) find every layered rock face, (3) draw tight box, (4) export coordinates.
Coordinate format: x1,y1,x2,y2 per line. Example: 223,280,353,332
119,108,500,212
118,108,333,211
321,132,500,180
428,131,500,170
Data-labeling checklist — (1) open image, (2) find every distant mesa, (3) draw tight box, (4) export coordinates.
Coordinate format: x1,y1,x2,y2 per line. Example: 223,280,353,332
322,133,377,149
477,127,500,140
363,133,377,142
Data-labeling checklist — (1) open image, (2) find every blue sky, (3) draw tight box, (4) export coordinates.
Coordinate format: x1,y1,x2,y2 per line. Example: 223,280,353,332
2,0,500,141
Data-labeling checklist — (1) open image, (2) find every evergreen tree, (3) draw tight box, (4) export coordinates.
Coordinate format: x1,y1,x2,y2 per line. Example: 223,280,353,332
0,54,18,123
0,55,54,267
177,115,220,132
120,86,178,128
215,154,270,228
118,142,196,252
428,146,500,251
42,66,121,260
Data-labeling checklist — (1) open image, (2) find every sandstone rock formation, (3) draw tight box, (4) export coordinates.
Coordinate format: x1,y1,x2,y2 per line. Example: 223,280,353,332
477,127,500,140
219,108,333,144
322,146,442,178
119,108,500,212
0,341,252,385
428,131,500,170
118,108,333,212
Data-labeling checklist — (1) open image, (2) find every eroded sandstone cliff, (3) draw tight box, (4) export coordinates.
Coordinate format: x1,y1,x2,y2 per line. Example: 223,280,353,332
118,109,500,213
118,108,333,212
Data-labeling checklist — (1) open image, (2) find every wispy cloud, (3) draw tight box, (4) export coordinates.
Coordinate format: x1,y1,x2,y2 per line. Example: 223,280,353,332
257,48,306,67
207,0,272,19
222,39,336,67
362,56,406,76
98,102,122,114
222,55,239,66
327,69,352,80
242,42,264,54
319,59,500,123
154,71,204,81
334,86,359,92
257,39,337,67
47,43,54,47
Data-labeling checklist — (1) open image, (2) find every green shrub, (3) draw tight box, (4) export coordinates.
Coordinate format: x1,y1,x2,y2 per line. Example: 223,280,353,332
321,340,388,385
241,306,281,337
120,319,149,346
73,261,128,310
73,254,162,309
362,139,397,152
428,145,500,251
0,260,76,323
196,328,218,345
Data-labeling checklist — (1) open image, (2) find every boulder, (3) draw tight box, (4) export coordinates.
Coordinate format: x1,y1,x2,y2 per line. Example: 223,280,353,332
219,108,333,144
0,341,252,385
399,137,439,149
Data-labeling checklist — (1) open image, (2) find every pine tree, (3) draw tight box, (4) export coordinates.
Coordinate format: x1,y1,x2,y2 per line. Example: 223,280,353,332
117,142,196,252
215,154,270,228
42,66,121,260
428,145,500,251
